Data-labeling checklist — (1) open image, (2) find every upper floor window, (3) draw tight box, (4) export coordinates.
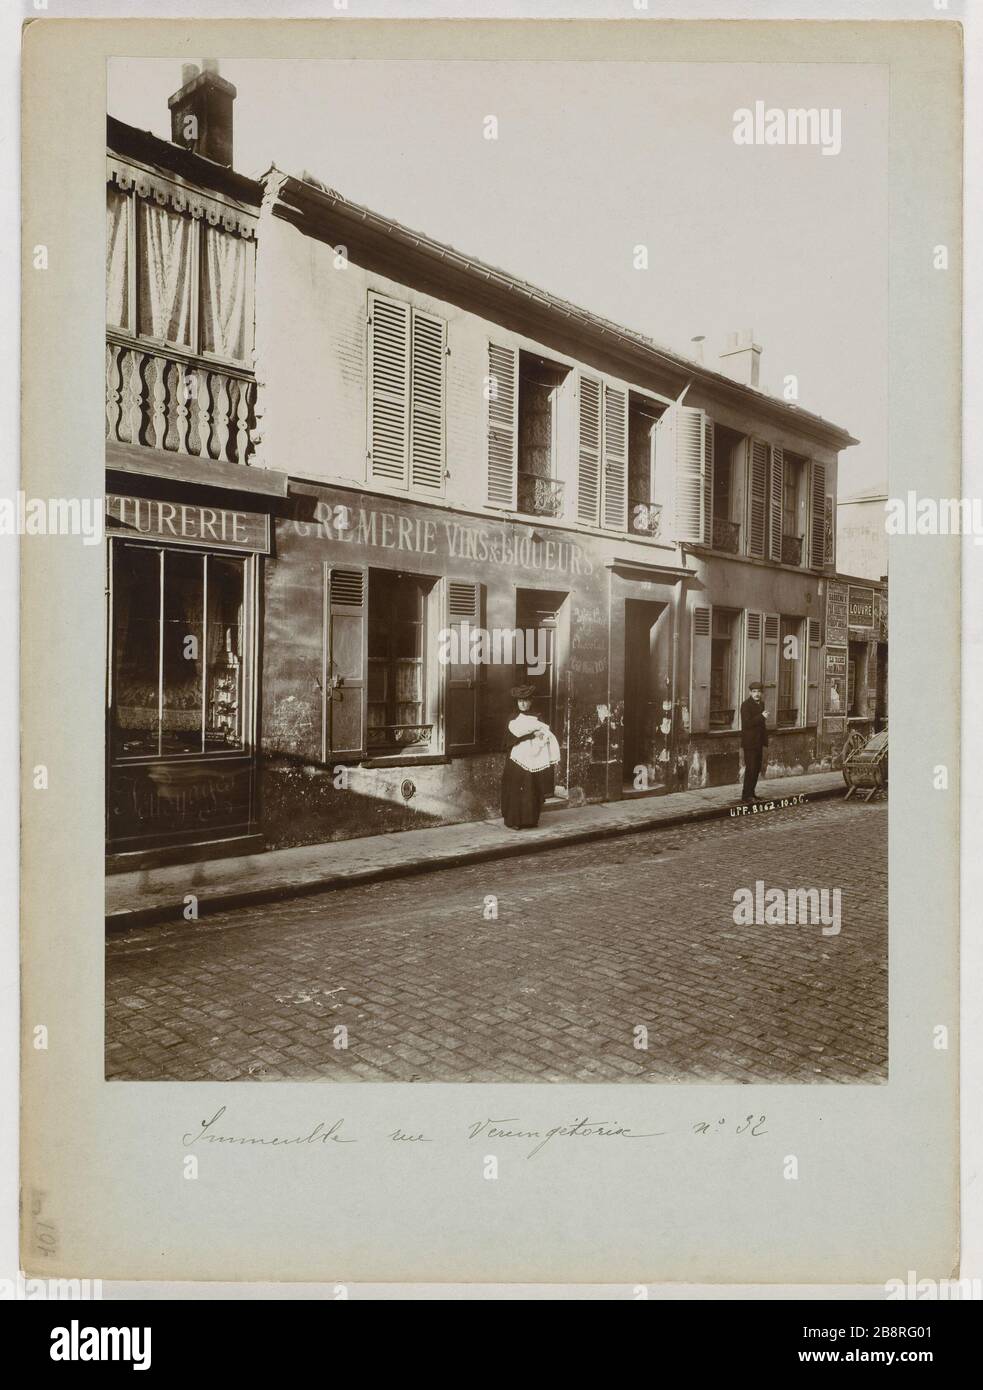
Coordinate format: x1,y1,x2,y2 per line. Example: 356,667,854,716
106,172,256,367
367,290,446,494
628,395,667,538
517,354,568,518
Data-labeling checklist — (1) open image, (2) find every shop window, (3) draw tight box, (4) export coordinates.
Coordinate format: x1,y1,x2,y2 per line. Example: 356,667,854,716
709,608,740,730
111,543,246,760
367,571,434,750
778,615,803,727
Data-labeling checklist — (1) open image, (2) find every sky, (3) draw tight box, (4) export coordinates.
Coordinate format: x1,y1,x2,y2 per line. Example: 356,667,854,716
109,57,889,495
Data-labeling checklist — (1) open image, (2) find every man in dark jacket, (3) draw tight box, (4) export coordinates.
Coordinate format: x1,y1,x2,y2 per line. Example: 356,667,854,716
740,682,768,802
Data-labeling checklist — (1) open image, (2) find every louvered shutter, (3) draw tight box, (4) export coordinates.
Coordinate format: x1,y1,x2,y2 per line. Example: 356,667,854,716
702,416,714,546
806,617,821,725
808,460,827,570
763,613,780,727
486,343,518,508
410,309,445,493
445,579,481,752
769,445,784,562
325,564,368,757
367,293,410,486
746,438,768,558
602,383,628,530
744,610,764,695
577,374,602,524
672,406,706,543
690,606,711,733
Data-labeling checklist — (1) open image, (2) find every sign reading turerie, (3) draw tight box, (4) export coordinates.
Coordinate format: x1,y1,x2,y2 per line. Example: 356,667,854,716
106,495,270,553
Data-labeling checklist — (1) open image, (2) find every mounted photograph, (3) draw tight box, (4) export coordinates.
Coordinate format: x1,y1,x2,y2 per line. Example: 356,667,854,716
103,54,889,1085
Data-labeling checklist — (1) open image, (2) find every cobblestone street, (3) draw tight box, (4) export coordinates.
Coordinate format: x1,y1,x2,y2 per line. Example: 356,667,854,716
106,797,888,1084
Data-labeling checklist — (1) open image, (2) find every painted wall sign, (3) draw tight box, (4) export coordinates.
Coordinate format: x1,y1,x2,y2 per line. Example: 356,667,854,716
847,585,875,627
287,500,595,576
826,580,848,646
107,494,270,553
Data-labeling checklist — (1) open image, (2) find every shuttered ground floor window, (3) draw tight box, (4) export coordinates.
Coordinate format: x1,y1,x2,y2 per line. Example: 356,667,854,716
324,565,483,761
367,570,430,750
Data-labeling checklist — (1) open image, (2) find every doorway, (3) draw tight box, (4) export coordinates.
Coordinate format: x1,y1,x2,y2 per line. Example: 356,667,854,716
514,588,570,789
623,598,671,792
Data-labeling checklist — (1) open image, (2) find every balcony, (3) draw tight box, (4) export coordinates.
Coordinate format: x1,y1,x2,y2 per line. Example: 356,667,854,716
517,472,565,518
629,500,663,538
106,334,257,468
781,535,804,567
777,707,799,728
710,707,736,731
712,516,741,553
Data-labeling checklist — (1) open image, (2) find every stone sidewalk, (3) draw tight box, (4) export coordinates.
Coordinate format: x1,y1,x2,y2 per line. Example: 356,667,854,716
106,770,845,930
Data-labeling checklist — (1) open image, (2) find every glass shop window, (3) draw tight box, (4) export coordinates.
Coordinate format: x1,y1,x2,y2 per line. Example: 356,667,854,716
111,543,246,759
367,571,430,749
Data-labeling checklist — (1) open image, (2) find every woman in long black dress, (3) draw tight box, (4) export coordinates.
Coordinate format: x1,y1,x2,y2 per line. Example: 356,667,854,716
501,684,561,830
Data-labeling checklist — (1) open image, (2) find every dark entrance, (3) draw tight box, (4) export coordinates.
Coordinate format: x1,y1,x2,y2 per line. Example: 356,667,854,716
514,588,570,792
623,598,671,792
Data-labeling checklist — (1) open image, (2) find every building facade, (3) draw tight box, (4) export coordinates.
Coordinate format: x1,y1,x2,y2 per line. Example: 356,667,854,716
104,66,861,870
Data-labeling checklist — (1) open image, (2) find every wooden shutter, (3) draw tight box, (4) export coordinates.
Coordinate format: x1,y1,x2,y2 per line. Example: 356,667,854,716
671,405,707,543
367,293,410,486
486,343,518,509
409,309,445,493
324,564,368,757
445,579,481,752
746,438,768,557
769,445,784,562
577,374,602,524
763,613,780,727
690,605,711,733
602,383,628,530
806,617,820,725
808,460,827,570
702,416,714,546
744,610,763,691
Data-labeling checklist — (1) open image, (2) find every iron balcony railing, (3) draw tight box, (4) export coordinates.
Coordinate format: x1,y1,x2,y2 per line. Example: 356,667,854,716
781,535,804,567
517,473,565,518
711,516,741,553
629,500,663,538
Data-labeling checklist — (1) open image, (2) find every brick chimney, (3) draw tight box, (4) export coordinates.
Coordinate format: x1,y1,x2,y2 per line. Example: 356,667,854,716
718,329,762,388
168,59,237,167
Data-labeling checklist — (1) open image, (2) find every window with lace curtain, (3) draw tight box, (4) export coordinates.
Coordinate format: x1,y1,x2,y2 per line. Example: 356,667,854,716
106,184,255,365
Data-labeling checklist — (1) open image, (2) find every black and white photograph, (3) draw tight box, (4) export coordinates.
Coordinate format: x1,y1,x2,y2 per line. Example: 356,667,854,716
102,52,891,1086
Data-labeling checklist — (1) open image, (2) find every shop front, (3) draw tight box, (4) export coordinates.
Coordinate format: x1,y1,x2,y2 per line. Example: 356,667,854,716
820,575,888,762
257,483,686,849
105,489,268,866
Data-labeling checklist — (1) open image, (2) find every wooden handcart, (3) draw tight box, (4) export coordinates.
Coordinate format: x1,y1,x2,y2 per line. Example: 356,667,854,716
842,727,888,801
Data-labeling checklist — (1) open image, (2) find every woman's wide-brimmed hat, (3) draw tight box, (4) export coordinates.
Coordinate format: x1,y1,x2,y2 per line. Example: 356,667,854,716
510,683,537,699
